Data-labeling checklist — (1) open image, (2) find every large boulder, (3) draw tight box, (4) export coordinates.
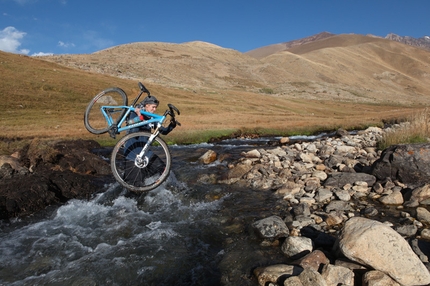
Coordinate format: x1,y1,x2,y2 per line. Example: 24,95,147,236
0,139,112,219
371,143,430,188
336,217,430,286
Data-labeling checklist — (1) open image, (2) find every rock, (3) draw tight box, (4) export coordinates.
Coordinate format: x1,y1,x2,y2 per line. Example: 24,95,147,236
279,137,290,144
281,236,313,260
291,250,330,272
410,239,430,263
378,191,404,205
252,215,290,239
198,149,217,164
420,228,430,240
218,162,253,184
371,143,430,188
337,217,430,286
395,224,417,237
362,270,401,286
0,139,112,219
324,173,376,188
0,155,28,175
417,207,430,225
321,264,354,286
243,149,261,158
253,264,302,286
253,264,303,286
297,268,328,286
405,184,430,206
282,275,303,285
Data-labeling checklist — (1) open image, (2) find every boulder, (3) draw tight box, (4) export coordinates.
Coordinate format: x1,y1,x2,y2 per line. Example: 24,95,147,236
337,217,430,286
372,143,430,188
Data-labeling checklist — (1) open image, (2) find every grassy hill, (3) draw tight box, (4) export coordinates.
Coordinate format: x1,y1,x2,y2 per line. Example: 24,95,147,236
1,33,429,153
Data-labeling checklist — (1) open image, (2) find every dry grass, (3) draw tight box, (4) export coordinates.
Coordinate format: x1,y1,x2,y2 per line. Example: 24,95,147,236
378,108,430,149
1,33,430,155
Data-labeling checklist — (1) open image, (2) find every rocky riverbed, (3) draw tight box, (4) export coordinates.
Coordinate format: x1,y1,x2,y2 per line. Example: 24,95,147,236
211,126,430,285
2,126,430,285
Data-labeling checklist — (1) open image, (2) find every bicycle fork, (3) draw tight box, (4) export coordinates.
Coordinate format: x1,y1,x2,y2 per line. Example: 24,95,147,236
134,129,160,168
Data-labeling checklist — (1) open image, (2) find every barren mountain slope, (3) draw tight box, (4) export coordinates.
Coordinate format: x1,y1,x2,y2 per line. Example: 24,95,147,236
245,32,335,59
40,34,430,106
42,41,297,92
262,34,430,105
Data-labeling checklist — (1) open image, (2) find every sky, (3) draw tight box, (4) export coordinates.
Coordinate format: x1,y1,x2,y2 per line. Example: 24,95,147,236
0,0,429,56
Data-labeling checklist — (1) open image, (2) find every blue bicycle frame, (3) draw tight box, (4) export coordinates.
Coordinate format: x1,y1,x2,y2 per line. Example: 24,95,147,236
101,105,167,135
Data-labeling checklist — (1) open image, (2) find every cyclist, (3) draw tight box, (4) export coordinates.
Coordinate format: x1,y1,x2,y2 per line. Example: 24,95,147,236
128,95,176,134
123,95,176,187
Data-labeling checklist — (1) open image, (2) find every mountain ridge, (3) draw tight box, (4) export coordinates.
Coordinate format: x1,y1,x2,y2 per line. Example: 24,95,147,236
40,32,430,107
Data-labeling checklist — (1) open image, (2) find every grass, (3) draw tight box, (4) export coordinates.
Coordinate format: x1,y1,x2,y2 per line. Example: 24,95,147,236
0,50,428,155
377,108,430,150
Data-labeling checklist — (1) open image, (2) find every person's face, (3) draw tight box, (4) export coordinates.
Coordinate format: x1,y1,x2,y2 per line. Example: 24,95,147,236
145,104,158,113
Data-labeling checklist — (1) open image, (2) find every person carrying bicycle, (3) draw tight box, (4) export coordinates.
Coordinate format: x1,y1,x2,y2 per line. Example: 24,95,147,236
123,95,177,188
128,95,177,135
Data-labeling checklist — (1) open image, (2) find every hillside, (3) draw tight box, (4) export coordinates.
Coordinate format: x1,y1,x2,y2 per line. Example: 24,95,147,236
1,32,430,146
41,33,430,106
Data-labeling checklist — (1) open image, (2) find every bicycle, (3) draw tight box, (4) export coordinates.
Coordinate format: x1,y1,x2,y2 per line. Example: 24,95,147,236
84,82,180,192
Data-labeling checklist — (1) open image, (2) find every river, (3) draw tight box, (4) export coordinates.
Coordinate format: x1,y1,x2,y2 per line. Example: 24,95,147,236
1,136,322,286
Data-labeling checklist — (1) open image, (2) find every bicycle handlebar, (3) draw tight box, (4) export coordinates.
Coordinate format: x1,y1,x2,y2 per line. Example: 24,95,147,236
138,82,181,126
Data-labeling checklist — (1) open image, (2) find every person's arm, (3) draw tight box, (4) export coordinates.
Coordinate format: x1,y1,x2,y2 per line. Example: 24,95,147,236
159,120,177,135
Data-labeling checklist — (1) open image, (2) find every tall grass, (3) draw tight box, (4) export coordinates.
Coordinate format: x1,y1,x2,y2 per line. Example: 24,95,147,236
378,108,430,150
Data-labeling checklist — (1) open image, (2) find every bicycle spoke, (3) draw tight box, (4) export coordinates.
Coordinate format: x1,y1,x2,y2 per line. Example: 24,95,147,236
111,132,171,192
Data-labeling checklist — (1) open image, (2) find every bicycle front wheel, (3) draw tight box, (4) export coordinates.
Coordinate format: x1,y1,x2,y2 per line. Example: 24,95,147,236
84,87,128,134
111,132,172,192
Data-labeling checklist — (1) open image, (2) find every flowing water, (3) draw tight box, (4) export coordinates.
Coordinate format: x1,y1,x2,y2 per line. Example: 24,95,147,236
0,137,308,286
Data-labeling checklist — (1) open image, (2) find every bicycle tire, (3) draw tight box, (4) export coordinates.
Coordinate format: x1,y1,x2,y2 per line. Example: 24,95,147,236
111,132,172,192
84,87,128,134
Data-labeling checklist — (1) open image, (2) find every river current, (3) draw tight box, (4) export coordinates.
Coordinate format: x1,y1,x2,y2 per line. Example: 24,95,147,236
0,135,326,286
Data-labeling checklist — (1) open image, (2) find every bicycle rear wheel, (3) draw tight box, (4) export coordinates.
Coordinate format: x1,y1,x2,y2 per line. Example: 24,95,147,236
111,132,172,192
84,87,128,134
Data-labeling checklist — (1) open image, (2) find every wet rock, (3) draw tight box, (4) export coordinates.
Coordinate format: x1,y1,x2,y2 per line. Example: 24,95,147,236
0,139,112,219
198,149,217,164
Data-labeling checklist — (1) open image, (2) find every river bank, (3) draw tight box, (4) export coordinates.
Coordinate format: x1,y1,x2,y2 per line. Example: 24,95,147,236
212,125,430,285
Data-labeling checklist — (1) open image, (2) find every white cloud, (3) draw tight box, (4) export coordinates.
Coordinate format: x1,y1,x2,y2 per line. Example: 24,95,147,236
32,52,54,56
0,26,29,54
58,41,75,48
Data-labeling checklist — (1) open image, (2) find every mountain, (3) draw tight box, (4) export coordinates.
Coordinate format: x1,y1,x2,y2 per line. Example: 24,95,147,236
385,33,430,51
40,33,430,107
245,31,335,59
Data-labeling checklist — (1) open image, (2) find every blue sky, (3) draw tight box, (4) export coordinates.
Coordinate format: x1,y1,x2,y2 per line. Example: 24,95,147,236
1,0,429,56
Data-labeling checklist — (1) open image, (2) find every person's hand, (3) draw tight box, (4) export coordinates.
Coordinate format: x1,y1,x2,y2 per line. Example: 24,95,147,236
168,120,177,129
134,106,142,116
